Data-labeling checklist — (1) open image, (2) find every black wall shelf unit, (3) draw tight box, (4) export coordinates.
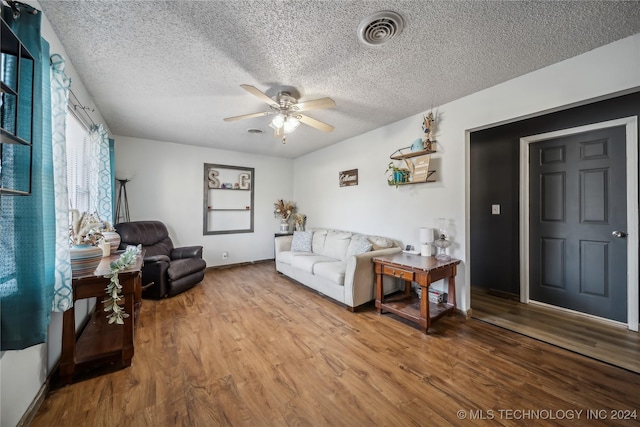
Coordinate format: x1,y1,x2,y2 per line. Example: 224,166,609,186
1,16,35,195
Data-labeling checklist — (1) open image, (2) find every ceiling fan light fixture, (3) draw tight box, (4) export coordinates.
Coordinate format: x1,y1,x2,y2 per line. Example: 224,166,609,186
283,116,300,133
271,113,285,128
226,85,335,140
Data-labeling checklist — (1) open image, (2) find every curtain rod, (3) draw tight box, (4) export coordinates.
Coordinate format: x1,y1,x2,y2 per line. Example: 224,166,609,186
2,1,38,19
3,0,101,133
68,88,97,131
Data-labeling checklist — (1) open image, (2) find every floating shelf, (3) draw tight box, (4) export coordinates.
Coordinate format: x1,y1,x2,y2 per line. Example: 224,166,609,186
390,146,436,160
388,170,436,186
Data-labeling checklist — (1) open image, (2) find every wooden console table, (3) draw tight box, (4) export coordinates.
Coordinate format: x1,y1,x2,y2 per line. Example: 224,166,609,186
60,252,143,384
373,253,460,333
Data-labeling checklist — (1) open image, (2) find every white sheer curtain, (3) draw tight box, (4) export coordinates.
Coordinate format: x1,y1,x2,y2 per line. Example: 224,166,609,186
89,124,113,225
50,53,72,311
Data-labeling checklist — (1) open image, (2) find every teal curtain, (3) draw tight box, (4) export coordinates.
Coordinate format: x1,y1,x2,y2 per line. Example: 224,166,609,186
89,125,113,224
0,5,55,350
50,53,73,312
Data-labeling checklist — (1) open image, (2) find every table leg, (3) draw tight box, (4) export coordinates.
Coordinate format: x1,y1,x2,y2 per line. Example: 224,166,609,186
122,277,136,364
448,265,457,315
418,279,431,333
60,307,76,384
375,267,384,314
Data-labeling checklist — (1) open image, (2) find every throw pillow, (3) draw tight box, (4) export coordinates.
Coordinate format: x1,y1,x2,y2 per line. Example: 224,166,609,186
346,237,373,257
291,231,313,252
368,236,393,251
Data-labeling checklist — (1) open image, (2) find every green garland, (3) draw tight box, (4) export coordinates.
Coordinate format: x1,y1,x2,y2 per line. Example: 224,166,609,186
103,245,141,324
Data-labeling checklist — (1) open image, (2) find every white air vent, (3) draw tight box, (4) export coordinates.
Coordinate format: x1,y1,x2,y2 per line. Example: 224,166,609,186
358,11,404,46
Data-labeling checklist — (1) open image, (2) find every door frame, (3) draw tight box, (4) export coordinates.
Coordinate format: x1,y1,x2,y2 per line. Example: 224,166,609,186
519,116,639,331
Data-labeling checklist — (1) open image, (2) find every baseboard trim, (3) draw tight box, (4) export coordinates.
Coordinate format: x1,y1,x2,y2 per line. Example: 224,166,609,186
16,372,51,427
206,259,273,270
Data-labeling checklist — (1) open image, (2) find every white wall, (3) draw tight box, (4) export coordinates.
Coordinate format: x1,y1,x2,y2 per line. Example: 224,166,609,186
114,136,293,266
293,33,640,313
1,2,110,426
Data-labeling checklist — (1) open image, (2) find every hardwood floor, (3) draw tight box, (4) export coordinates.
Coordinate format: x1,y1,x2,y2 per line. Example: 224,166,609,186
31,262,640,426
471,287,640,374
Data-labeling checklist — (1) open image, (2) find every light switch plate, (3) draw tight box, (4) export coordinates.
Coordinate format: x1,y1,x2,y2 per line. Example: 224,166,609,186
492,204,500,215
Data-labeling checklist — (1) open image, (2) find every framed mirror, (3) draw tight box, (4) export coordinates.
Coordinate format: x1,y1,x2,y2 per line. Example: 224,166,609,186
203,163,254,235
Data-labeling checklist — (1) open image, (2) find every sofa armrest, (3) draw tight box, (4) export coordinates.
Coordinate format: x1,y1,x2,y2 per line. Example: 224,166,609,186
171,246,203,260
343,247,402,308
275,235,293,256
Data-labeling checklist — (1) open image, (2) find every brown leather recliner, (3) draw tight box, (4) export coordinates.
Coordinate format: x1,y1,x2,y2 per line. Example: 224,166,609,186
115,221,206,299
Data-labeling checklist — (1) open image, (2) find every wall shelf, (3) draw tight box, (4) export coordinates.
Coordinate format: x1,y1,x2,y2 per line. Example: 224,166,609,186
388,144,437,186
389,170,436,186
1,16,35,195
390,147,436,160
203,164,254,235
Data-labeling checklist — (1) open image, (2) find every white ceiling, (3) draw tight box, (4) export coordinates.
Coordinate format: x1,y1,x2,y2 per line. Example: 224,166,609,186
38,0,640,159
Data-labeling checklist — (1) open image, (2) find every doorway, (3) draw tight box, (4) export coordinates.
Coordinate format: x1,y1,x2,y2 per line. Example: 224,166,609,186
519,117,638,330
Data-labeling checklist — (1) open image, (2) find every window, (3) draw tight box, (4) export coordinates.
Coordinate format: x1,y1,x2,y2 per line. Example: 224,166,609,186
65,111,91,212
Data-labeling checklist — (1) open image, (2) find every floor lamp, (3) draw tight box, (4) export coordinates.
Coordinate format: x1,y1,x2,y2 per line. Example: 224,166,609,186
115,179,130,224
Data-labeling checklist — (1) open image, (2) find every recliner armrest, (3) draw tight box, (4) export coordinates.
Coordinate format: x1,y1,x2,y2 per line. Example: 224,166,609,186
141,258,170,299
171,246,203,260
145,254,171,264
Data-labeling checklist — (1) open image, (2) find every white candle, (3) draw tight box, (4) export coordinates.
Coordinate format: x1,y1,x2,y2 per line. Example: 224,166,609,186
419,227,434,256
100,242,110,257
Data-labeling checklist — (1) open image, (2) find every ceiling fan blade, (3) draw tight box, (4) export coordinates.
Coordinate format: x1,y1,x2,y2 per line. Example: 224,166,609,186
292,97,336,112
240,84,279,107
223,111,272,122
297,114,334,132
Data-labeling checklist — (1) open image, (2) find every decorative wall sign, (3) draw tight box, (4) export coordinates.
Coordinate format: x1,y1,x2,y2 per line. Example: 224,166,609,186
339,169,358,187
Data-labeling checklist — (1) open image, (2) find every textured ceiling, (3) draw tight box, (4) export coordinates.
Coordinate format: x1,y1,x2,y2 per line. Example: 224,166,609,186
38,0,640,159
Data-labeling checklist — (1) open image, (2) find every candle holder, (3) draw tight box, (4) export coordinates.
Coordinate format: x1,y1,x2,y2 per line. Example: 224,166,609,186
433,218,451,261
433,234,451,261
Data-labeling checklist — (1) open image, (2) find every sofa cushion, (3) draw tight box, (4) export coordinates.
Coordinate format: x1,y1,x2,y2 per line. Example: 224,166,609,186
291,254,337,273
346,237,373,257
311,229,328,254
277,251,315,265
321,231,352,260
313,261,346,285
291,231,313,252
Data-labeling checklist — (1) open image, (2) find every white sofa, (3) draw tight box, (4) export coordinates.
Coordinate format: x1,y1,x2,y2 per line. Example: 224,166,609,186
275,228,401,310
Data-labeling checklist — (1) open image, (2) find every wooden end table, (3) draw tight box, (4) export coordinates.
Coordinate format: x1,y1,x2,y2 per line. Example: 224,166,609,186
373,253,460,333
60,252,143,384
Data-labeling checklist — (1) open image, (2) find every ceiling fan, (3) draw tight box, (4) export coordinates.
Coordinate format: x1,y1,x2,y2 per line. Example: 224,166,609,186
223,84,336,143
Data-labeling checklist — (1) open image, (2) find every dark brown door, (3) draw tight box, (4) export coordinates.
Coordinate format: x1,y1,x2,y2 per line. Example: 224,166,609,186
530,126,627,322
